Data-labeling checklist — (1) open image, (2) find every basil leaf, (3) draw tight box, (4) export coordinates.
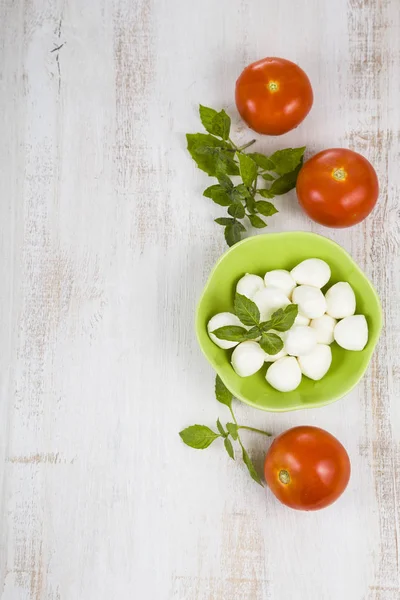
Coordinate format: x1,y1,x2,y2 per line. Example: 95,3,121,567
248,153,275,171
270,147,306,175
262,173,275,181
215,217,236,226
215,149,240,177
257,189,275,199
249,214,267,228
234,293,260,327
228,203,245,219
242,446,263,485
199,105,220,134
224,437,235,460
199,105,231,140
232,184,251,202
211,325,248,341
225,222,243,246
255,201,278,217
217,111,231,141
243,327,261,340
179,425,220,449
262,304,299,332
238,153,258,187
216,418,226,436
246,195,257,214
270,164,302,195
187,133,230,176
217,174,234,191
259,333,284,355
215,375,232,408
226,422,238,440
204,185,232,206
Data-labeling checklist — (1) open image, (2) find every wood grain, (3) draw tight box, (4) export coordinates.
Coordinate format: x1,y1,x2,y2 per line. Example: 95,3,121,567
0,0,399,598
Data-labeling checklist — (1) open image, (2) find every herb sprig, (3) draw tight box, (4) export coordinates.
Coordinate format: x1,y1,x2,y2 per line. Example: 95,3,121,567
187,105,305,246
179,376,271,485
212,293,298,354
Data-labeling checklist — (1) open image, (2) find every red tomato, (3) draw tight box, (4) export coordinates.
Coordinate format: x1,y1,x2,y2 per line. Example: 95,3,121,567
235,57,313,136
296,148,379,227
264,426,351,511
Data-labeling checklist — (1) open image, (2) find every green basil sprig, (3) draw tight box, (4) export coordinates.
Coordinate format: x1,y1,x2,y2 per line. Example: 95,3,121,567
212,294,298,354
179,376,271,485
187,105,305,246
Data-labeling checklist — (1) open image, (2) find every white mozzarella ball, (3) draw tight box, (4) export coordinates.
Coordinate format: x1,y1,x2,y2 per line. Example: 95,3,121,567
334,315,369,351
325,282,356,319
310,315,337,345
292,285,327,319
236,273,265,300
231,341,266,377
295,313,311,326
298,344,332,380
264,269,296,298
283,325,317,357
253,287,290,321
207,312,244,349
291,258,331,289
262,347,288,363
266,356,302,392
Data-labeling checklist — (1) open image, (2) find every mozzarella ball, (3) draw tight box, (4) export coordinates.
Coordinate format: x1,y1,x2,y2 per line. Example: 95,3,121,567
231,341,266,377
310,314,337,345
325,282,356,319
207,312,244,349
291,258,331,289
292,285,327,319
283,325,317,357
334,315,368,351
295,313,311,326
262,347,288,363
253,287,290,321
266,356,302,392
264,269,296,298
236,273,265,300
298,344,332,380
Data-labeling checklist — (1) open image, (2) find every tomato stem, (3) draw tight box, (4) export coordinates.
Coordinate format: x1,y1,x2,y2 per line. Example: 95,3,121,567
279,469,291,484
332,167,347,182
238,425,271,436
267,81,279,93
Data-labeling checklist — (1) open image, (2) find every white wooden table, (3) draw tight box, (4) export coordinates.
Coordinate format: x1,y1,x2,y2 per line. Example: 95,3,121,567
1,1,399,598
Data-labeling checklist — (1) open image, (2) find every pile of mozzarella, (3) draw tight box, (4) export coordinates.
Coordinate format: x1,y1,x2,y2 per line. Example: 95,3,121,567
207,259,369,392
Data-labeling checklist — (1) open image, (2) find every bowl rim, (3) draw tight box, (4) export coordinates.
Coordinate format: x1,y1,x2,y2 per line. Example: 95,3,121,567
195,231,383,412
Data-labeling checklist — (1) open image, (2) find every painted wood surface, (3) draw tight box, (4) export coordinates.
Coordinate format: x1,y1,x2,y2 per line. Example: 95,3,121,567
0,0,399,598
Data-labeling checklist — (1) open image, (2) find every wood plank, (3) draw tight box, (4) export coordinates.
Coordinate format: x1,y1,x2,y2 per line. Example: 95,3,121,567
0,0,399,598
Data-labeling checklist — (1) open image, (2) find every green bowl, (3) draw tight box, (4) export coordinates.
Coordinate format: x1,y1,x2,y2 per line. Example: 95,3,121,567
195,232,382,412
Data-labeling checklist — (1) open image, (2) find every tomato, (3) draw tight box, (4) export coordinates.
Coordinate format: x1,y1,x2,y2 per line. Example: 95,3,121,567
264,426,350,511
296,148,379,227
235,57,313,136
